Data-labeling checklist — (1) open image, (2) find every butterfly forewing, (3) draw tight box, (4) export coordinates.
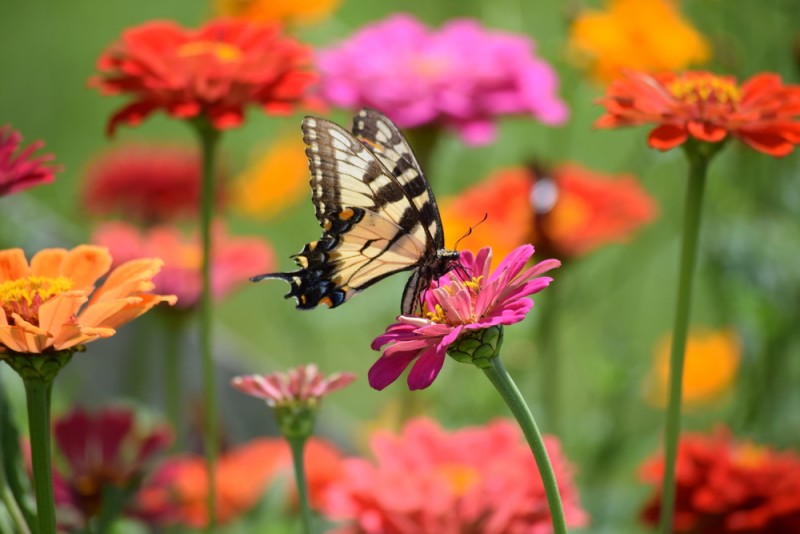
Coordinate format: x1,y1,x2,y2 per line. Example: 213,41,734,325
253,110,458,315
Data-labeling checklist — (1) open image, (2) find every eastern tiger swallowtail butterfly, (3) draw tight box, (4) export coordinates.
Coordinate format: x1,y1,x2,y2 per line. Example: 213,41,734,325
252,109,459,316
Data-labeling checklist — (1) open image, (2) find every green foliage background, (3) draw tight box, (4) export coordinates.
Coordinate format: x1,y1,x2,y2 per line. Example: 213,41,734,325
1,1,799,532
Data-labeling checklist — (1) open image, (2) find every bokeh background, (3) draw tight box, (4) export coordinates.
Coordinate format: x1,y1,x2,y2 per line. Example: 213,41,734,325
2,0,800,532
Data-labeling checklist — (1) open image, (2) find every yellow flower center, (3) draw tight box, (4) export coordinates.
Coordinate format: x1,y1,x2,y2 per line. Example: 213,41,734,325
426,303,448,324
178,41,243,63
0,276,73,324
668,74,741,105
436,464,480,496
733,443,767,469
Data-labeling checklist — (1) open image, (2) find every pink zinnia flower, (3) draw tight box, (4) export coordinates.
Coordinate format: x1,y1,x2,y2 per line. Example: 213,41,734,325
81,142,226,225
232,364,356,407
317,14,567,145
322,417,588,533
0,125,60,196
92,221,274,309
49,407,172,528
370,245,560,390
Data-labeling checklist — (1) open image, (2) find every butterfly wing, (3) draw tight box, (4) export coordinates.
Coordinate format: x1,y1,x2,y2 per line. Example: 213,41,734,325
253,115,433,309
351,109,445,250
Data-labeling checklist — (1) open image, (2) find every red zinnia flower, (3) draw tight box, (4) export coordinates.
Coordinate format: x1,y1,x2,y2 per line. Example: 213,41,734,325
90,19,317,135
640,428,800,533
49,407,172,529
81,143,226,225
0,125,61,196
596,70,800,156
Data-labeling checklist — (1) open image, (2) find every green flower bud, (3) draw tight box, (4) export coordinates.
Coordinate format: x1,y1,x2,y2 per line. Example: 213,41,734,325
1,350,75,382
274,403,317,441
447,325,504,369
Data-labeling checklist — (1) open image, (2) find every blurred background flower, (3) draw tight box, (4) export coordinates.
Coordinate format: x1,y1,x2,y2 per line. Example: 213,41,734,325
215,0,340,27
646,329,741,408
81,143,226,226
90,19,317,134
568,0,710,84
49,406,171,530
92,221,274,309
317,13,567,145
441,163,657,260
0,125,60,196
135,437,343,528
230,136,308,220
322,418,588,533
639,428,800,533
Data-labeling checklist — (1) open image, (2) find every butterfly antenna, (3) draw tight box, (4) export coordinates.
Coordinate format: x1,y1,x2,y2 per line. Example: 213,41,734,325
453,212,489,250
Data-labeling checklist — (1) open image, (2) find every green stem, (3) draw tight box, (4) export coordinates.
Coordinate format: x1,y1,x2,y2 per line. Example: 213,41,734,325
193,119,221,532
288,437,313,534
658,147,710,534
1,483,30,534
483,357,567,534
23,376,56,534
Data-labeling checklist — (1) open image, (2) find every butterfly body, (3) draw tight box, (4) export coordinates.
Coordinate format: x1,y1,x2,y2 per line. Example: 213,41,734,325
253,109,457,316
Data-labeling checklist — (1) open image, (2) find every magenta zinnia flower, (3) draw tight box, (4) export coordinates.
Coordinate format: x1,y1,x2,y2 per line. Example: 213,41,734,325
232,364,356,407
0,125,61,196
317,14,567,145
321,417,588,533
370,245,560,390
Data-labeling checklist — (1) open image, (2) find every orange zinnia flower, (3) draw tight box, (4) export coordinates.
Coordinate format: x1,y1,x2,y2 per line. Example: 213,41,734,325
596,71,800,157
0,246,176,354
441,164,657,260
648,329,741,407
569,0,710,84
90,19,317,135
216,0,340,26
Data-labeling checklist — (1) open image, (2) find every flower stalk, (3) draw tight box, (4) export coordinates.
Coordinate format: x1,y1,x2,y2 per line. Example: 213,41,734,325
193,118,222,531
25,375,56,534
658,141,714,534
288,436,314,534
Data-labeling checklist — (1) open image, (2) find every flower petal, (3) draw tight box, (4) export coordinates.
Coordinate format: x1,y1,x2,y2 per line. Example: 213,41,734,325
369,349,420,390
59,245,113,292
647,124,688,151
0,249,29,282
30,249,68,278
407,347,446,391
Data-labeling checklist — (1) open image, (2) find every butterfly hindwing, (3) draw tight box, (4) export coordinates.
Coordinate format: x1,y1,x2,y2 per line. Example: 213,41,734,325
253,110,458,314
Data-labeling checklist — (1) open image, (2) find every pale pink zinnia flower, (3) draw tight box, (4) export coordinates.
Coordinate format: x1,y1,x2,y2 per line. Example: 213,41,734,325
232,364,356,407
370,245,560,390
0,125,61,196
322,417,589,533
317,14,568,145
92,221,274,309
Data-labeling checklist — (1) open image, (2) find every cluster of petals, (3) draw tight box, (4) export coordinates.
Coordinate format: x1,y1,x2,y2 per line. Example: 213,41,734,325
317,14,567,145
322,417,588,533
568,0,710,83
92,221,274,309
596,70,800,156
648,329,740,407
232,364,356,407
135,437,344,527
370,245,560,390
0,124,61,196
90,19,317,135
640,428,800,533
442,164,657,260
50,407,172,527
81,142,226,225
0,245,176,354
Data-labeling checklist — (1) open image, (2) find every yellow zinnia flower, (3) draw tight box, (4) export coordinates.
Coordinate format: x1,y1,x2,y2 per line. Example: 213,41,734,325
648,329,741,407
216,0,340,26
569,0,711,83
230,136,308,220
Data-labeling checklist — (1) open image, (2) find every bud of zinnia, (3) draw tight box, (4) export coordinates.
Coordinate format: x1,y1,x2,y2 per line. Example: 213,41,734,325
448,325,504,369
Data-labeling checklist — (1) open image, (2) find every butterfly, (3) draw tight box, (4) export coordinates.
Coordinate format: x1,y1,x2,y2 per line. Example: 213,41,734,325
252,109,459,316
